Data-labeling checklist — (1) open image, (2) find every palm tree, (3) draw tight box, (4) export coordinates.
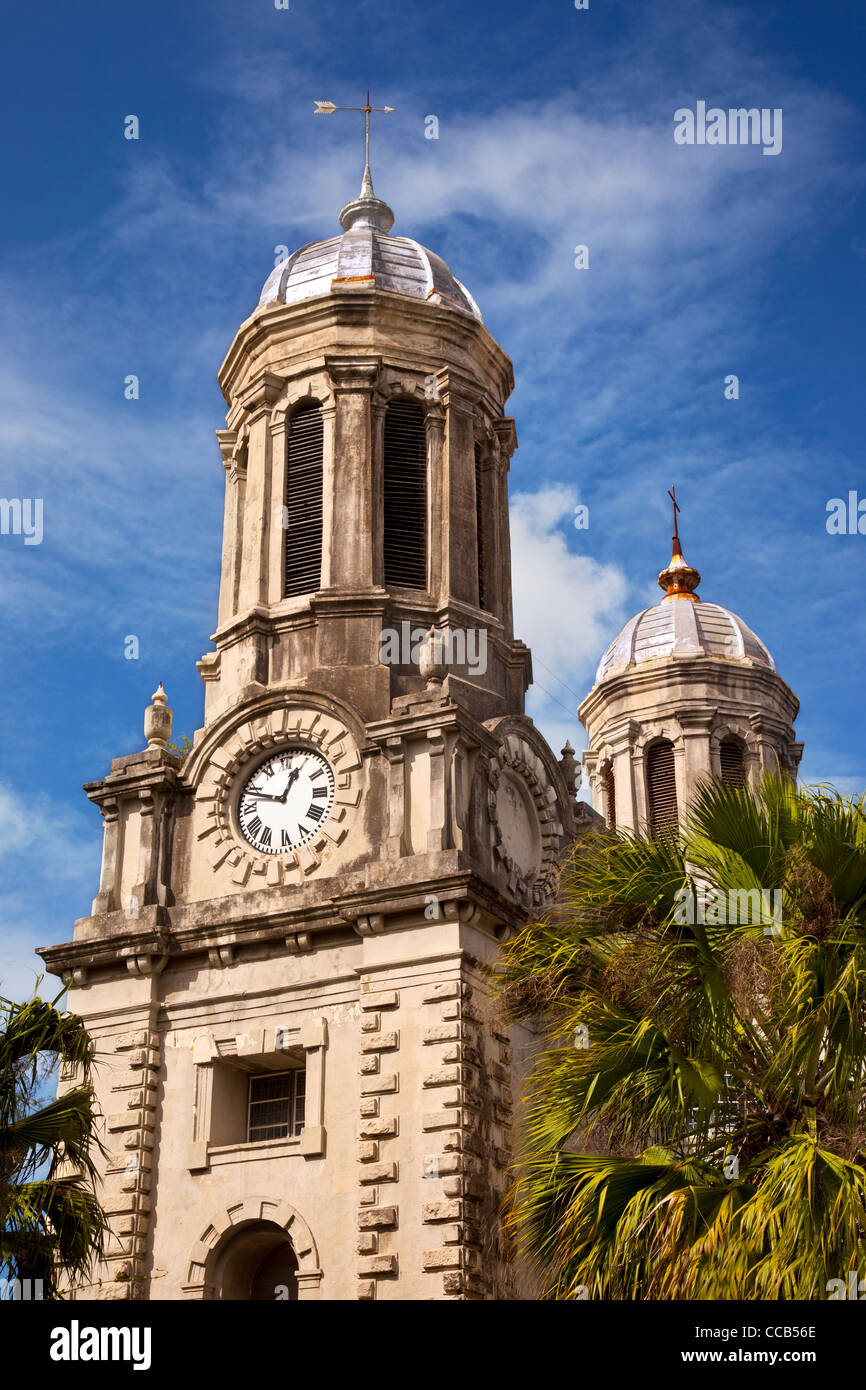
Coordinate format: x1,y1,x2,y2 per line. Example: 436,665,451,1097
0,987,108,1298
500,775,866,1299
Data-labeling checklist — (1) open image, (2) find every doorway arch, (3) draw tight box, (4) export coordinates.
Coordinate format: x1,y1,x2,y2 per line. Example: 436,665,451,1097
183,1198,322,1300
215,1221,299,1300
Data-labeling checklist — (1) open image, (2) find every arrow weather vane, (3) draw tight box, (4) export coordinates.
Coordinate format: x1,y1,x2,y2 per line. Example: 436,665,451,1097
314,89,395,195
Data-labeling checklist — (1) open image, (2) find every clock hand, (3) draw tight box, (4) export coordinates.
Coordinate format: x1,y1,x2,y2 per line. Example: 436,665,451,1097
280,767,302,803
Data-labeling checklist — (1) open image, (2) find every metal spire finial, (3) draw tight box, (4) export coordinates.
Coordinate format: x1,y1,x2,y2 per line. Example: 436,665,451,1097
314,90,396,232
668,484,681,550
658,485,701,602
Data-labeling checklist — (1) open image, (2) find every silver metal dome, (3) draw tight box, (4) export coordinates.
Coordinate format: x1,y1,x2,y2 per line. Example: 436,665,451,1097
259,187,483,321
595,598,776,687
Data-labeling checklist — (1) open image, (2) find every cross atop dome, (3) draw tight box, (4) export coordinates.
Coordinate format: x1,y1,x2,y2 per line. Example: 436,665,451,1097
314,89,396,233
658,484,701,602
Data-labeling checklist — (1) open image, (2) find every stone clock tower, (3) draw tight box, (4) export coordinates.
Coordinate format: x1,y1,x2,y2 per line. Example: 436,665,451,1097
39,156,579,1301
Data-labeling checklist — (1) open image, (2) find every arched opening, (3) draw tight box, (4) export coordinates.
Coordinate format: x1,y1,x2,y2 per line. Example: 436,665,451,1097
719,737,747,788
213,1221,299,1301
284,401,323,597
647,740,678,835
604,764,616,830
383,399,427,589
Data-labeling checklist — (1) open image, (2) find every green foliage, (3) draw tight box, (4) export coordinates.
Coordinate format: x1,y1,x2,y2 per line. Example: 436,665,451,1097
501,776,866,1299
165,732,192,757
0,985,109,1297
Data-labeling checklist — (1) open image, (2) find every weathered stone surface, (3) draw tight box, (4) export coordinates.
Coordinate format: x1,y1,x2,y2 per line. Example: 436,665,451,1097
422,1200,462,1223
360,1073,398,1096
360,1031,399,1053
423,1248,462,1271
358,1255,398,1276
32,172,590,1306
359,1117,398,1139
357,1162,398,1185
357,1207,397,1230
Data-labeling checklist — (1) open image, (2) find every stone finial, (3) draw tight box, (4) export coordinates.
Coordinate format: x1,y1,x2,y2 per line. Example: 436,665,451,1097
144,682,172,749
418,626,446,688
560,741,580,796
658,485,701,602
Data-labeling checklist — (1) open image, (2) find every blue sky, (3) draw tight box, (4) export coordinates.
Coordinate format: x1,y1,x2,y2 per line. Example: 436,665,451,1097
1,0,864,997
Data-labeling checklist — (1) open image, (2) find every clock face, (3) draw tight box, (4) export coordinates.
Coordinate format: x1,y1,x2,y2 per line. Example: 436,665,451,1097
495,769,542,879
237,747,336,855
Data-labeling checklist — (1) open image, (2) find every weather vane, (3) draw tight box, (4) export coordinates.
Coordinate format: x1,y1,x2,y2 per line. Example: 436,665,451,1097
314,89,395,194
668,485,681,542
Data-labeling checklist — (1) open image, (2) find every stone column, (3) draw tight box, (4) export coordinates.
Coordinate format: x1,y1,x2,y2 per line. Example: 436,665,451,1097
492,419,517,638
215,430,245,626
325,355,381,589
749,714,783,775
131,793,156,912
382,736,409,859
235,372,283,613
92,798,121,915
319,402,337,588
440,380,478,607
266,415,288,605
427,729,449,852
426,401,446,602
607,723,639,833
676,709,715,814
370,392,387,589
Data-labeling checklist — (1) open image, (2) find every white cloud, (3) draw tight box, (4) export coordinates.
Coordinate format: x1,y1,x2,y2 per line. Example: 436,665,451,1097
510,485,629,756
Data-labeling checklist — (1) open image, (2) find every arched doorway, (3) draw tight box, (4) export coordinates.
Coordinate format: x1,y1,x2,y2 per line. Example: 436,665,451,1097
213,1220,299,1300
185,1197,322,1300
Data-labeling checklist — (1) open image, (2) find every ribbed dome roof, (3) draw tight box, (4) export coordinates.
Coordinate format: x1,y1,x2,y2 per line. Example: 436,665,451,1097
595,599,776,686
593,521,776,686
258,177,482,321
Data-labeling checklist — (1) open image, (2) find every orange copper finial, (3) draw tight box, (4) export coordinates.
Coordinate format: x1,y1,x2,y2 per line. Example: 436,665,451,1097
658,486,701,602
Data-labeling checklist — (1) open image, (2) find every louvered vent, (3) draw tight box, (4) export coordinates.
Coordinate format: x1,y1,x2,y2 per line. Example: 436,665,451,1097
383,400,427,589
474,442,486,610
647,740,678,834
284,402,323,598
605,765,616,830
719,738,747,788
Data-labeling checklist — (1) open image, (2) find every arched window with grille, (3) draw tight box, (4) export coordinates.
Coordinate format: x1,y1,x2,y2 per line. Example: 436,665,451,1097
647,740,678,835
605,764,616,831
383,400,427,589
474,441,486,610
283,401,323,598
719,737,747,788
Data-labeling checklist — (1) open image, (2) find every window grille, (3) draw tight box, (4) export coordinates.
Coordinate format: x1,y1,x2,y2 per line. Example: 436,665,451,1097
383,400,427,589
605,764,616,830
247,1069,306,1142
719,737,747,788
647,740,678,834
284,403,323,597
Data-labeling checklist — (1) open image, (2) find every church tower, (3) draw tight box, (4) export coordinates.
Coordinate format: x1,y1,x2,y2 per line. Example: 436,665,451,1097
39,135,578,1301
580,514,802,834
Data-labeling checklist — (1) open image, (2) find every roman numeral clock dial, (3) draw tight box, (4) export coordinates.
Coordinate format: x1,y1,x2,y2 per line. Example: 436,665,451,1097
237,749,336,856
